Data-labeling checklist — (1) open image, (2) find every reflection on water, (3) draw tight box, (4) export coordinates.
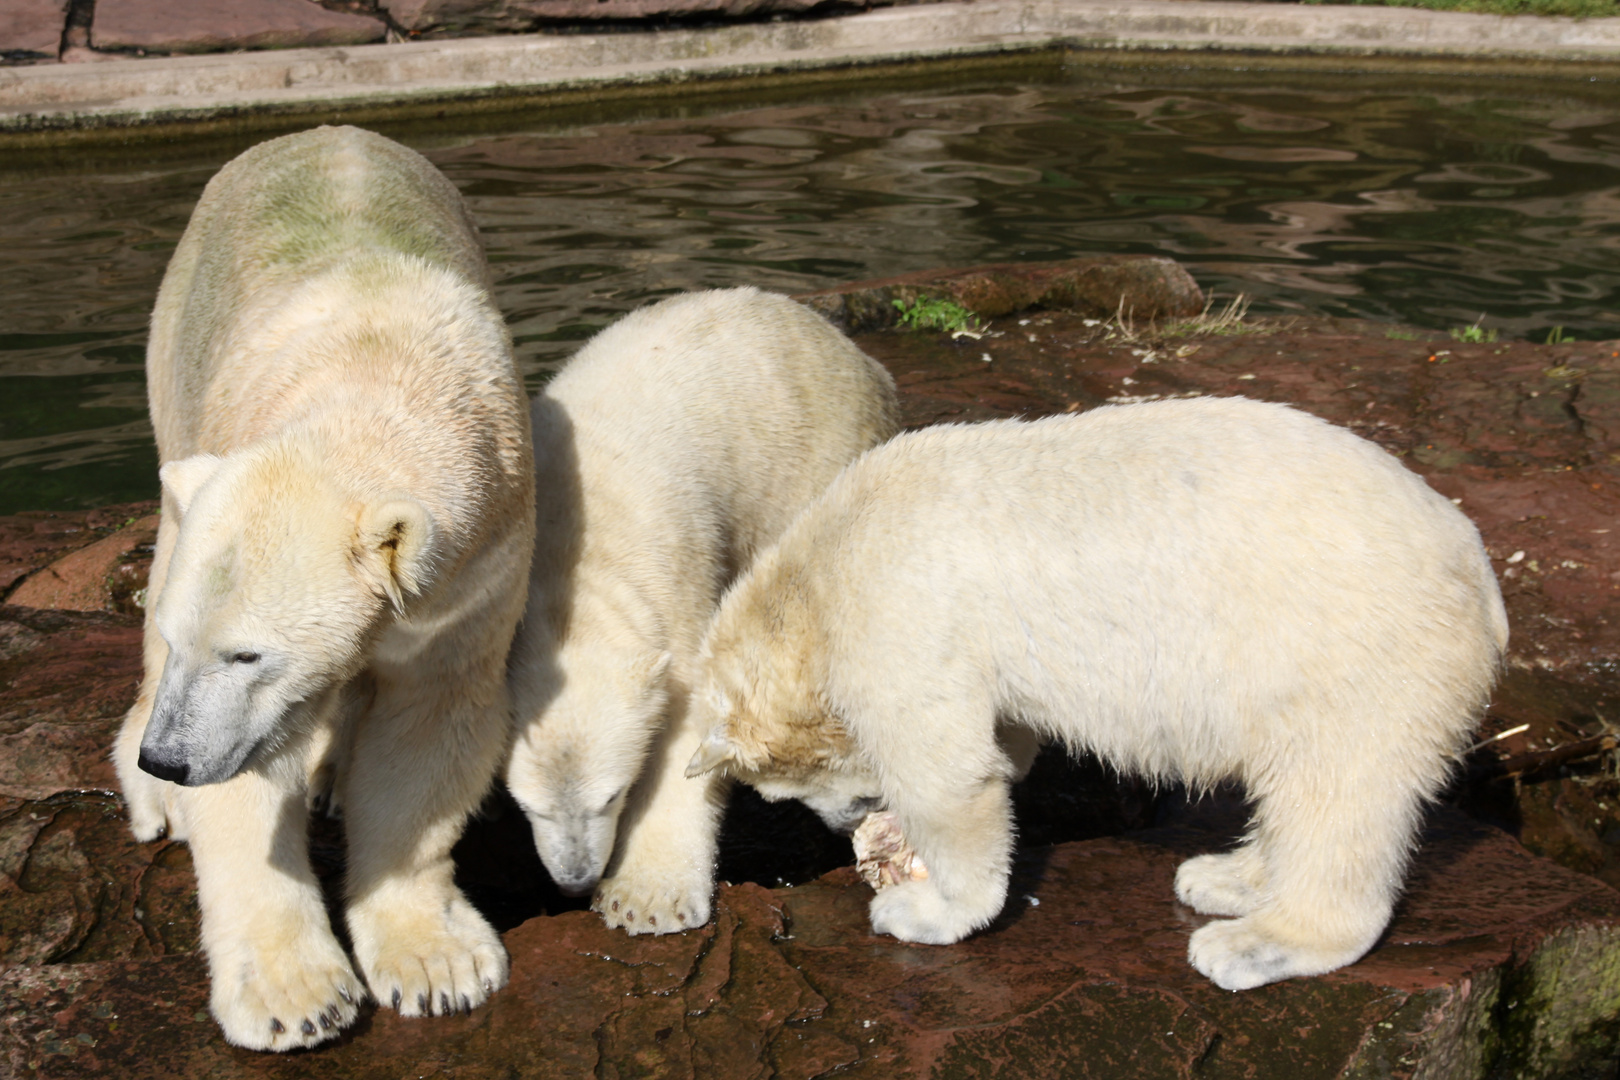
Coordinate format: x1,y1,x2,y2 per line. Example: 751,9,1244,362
4,68,1620,512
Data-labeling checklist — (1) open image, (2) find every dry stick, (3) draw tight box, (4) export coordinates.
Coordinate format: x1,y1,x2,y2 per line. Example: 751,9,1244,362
1467,729,1619,782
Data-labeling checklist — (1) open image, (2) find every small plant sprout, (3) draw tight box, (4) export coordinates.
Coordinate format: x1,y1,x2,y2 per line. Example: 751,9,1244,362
1546,325,1573,345
1160,293,1257,338
1450,316,1498,345
891,296,984,338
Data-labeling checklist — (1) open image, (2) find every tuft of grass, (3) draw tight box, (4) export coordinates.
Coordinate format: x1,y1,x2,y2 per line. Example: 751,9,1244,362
1546,325,1574,344
1158,294,1267,339
1304,0,1617,16
892,296,982,336
1385,328,1419,341
1450,317,1499,344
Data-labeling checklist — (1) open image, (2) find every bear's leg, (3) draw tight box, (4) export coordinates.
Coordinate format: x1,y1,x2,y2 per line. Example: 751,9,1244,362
1175,845,1267,917
595,693,728,934
182,751,366,1050
114,505,181,842
342,668,511,1017
1186,751,1428,990
865,703,1017,945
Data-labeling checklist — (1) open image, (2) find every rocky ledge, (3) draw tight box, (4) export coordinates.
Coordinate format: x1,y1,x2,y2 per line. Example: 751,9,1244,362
5,258,1620,1078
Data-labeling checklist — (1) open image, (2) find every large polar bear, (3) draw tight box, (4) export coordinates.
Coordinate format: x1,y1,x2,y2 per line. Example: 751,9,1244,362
505,287,896,934
113,126,534,1050
687,397,1508,990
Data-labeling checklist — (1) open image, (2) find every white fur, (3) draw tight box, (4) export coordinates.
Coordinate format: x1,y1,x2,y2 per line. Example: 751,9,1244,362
689,398,1507,989
113,126,534,1050
505,287,896,934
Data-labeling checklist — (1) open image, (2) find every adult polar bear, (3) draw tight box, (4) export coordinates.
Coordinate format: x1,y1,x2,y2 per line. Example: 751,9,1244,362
689,398,1508,991
505,288,896,934
113,127,534,1050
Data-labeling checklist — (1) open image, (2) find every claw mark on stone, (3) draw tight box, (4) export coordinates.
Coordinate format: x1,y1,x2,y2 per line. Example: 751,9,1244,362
392,988,402,1010
301,1018,316,1037
270,1018,285,1035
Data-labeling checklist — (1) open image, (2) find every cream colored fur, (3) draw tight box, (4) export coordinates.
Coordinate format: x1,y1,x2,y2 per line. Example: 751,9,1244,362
112,126,534,1050
689,397,1507,990
505,287,896,935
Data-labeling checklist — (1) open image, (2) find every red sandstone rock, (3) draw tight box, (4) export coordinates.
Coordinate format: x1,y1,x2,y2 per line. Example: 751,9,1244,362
0,0,68,58
0,606,142,802
8,514,157,614
385,0,837,34
0,502,157,599
2,810,1617,1078
795,255,1207,333
92,0,385,54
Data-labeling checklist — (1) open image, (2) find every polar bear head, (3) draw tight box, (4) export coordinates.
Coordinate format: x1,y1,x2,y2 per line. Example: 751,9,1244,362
505,643,672,896
138,444,437,787
684,602,880,835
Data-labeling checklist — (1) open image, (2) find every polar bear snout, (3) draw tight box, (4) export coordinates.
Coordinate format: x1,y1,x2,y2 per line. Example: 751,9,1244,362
136,744,190,785
141,653,274,786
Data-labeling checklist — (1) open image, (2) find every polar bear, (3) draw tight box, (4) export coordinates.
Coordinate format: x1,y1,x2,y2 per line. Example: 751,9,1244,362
505,287,896,934
112,126,534,1050
687,397,1507,990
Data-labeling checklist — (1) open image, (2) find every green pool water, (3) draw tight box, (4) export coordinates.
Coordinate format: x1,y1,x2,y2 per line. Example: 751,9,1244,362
4,62,1620,513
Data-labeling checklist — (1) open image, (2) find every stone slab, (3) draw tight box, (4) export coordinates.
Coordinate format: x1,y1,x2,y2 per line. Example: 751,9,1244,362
93,0,386,54
7,1,1620,135
795,255,1205,333
3,811,1618,1078
0,502,157,598
0,0,68,59
385,0,837,35
8,513,157,614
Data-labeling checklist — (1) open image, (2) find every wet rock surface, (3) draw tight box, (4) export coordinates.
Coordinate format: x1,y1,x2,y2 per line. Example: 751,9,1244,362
7,262,1620,1075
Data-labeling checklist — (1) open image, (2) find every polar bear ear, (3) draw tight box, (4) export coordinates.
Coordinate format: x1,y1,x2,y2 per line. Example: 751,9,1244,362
353,497,437,612
159,454,223,517
685,729,737,779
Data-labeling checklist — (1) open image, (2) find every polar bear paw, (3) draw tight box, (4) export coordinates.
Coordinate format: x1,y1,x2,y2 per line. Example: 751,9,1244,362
209,928,366,1051
352,891,509,1018
1175,851,1263,918
594,867,713,935
1188,916,1356,991
867,879,985,945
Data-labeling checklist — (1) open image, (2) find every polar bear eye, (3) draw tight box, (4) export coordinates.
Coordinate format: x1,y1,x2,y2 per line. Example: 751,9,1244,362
232,651,261,665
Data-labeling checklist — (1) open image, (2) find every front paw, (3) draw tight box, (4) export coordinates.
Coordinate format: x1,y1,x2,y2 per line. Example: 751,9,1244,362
1175,851,1263,918
350,889,508,1017
207,927,366,1051
121,767,179,843
593,866,713,935
867,879,986,945
1187,915,1363,991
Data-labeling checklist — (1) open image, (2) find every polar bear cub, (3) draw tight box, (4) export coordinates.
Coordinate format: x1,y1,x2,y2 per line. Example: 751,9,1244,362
113,126,534,1049
505,287,896,934
688,397,1507,990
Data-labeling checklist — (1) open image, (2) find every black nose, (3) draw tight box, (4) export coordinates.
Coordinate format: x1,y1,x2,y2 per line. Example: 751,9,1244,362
138,748,189,785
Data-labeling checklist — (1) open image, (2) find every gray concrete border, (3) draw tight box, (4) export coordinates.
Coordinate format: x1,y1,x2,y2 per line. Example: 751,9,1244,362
4,0,1620,139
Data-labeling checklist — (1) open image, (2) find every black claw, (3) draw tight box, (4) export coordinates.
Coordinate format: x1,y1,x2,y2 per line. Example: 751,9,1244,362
461,994,472,1014
319,1010,332,1031
392,988,402,1011
440,991,451,1016
339,986,353,1004
300,1018,316,1037
417,993,429,1015
484,978,495,995
270,1018,285,1035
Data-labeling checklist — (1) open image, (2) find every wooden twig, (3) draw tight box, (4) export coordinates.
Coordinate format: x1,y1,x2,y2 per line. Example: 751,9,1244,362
1468,732,1618,781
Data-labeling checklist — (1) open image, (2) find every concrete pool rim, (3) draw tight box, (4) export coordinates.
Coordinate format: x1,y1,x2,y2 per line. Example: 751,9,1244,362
4,0,1620,145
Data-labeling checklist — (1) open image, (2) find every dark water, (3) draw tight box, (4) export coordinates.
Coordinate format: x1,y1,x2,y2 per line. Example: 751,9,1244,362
5,63,1620,513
